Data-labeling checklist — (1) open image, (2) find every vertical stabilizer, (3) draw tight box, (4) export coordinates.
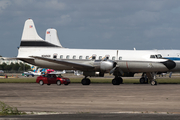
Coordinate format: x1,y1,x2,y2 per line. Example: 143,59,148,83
21,19,43,41
45,28,63,47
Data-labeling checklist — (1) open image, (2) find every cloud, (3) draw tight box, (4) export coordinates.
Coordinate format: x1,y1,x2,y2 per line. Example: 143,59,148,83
0,0,11,13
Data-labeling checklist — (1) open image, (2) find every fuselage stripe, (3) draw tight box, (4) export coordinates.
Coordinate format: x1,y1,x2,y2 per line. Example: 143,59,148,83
126,62,130,72
20,41,61,47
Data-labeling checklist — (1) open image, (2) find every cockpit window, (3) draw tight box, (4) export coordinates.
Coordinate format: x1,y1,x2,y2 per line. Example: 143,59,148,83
157,54,162,58
150,55,155,58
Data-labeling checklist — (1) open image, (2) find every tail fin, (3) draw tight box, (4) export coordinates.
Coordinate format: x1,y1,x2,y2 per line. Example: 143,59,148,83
21,19,43,41
45,28,63,47
20,19,61,47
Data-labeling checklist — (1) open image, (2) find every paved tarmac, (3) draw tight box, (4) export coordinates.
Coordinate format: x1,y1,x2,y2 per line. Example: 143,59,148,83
1,113,180,120
0,83,180,119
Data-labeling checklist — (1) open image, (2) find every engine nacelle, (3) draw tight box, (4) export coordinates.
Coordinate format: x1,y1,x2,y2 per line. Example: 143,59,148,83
94,60,116,72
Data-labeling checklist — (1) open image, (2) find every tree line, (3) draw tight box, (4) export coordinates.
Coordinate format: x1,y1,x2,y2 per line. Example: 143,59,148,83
0,62,31,72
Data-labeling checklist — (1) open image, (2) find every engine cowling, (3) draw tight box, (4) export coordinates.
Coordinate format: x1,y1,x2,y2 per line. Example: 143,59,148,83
94,60,116,72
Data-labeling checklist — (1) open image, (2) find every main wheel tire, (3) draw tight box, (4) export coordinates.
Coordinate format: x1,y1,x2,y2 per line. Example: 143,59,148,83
112,78,120,85
81,78,91,85
39,80,44,86
140,78,145,84
57,80,61,86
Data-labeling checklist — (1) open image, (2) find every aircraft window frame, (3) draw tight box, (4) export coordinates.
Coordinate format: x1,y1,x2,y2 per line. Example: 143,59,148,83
73,55,76,59
79,56,83,59
60,55,63,59
66,55,70,59
86,56,89,59
112,56,115,60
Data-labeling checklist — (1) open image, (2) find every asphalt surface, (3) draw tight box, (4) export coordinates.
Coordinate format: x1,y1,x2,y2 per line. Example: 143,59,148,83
0,83,180,119
1,113,180,120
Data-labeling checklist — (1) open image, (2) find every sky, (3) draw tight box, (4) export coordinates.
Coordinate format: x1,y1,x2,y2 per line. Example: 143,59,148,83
1,0,180,57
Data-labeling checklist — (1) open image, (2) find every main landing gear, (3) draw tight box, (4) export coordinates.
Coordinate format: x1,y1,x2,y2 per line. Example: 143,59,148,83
81,77,91,85
139,73,148,84
140,73,157,85
81,76,123,85
112,76,123,85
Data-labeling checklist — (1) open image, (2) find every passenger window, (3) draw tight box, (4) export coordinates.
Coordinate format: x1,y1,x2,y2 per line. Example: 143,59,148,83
92,55,96,60
105,55,110,60
79,56,83,59
73,55,76,59
47,74,51,78
99,56,102,60
150,55,155,58
53,54,57,58
60,55,63,59
119,57,122,60
66,55,70,59
86,56,89,59
112,56,115,60
92,56,96,60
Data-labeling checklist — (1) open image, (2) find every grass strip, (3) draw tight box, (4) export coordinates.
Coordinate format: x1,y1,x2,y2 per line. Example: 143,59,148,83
0,77,180,84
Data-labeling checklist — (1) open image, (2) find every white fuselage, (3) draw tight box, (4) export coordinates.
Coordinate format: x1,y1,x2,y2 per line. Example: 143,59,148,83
17,47,170,73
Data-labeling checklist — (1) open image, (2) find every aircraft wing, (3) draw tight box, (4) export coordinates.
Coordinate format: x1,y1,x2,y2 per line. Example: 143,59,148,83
30,56,94,71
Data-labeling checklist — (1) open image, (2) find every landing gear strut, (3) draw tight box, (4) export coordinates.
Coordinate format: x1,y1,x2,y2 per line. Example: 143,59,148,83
112,76,123,85
140,73,148,84
146,72,157,86
81,77,91,85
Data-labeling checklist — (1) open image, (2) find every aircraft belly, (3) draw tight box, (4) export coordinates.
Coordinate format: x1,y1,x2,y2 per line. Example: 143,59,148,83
117,61,168,72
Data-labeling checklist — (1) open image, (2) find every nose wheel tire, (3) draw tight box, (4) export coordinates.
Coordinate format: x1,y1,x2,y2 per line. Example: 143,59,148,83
151,80,157,86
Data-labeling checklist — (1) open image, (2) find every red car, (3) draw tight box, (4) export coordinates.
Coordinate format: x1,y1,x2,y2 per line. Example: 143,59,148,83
36,74,70,86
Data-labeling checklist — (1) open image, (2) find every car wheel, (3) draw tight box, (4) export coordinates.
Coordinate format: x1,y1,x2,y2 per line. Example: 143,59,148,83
57,80,61,86
39,80,44,86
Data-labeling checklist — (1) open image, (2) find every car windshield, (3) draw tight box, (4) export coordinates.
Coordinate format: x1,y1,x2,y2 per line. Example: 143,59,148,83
55,74,62,78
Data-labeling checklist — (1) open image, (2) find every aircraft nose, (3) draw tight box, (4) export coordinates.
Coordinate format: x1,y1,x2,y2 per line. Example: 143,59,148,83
161,59,176,70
